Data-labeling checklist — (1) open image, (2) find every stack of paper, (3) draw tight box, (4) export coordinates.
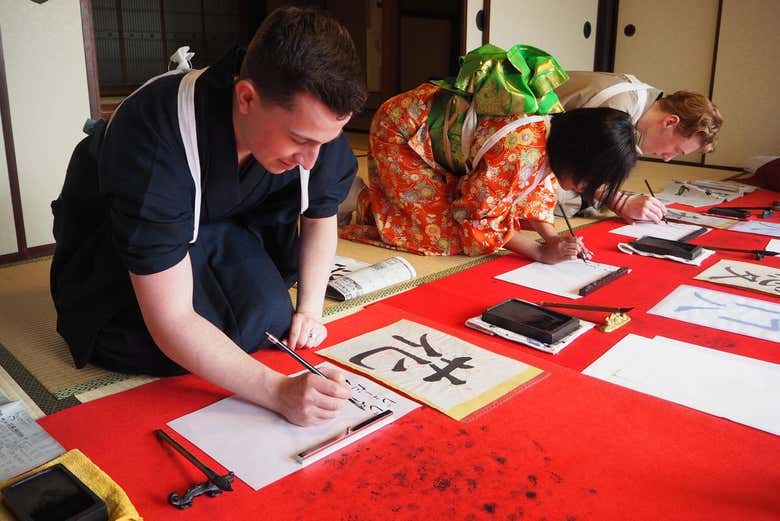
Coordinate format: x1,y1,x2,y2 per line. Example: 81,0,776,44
583,334,780,435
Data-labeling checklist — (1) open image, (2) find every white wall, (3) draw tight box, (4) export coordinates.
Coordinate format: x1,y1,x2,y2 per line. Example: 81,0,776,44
614,0,718,98
706,0,780,167
464,0,484,53
488,0,598,71
0,0,90,248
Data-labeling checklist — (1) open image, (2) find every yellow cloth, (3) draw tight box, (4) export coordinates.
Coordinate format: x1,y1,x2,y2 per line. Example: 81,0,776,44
0,449,142,521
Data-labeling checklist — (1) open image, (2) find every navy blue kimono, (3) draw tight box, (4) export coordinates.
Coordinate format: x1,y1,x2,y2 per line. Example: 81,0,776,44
51,48,357,375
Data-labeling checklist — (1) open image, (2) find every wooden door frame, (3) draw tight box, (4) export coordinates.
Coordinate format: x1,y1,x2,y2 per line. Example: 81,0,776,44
80,0,101,120
0,24,27,263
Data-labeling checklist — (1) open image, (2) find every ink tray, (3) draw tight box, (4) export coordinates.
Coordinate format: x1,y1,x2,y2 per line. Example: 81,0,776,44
629,236,703,261
2,464,108,521
482,298,580,344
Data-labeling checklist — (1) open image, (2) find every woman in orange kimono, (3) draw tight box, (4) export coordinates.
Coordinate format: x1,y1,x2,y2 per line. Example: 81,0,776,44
340,83,638,261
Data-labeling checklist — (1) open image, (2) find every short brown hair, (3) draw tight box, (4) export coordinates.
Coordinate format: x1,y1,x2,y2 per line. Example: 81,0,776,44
240,6,367,117
657,91,723,153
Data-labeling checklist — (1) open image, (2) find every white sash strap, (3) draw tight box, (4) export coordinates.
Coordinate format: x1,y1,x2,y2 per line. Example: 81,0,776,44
106,70,183,131
299,167,310,214
104,46,305,243
460,101,478,166
104,46,207,244
177,67,207,243
106,46,195,131
470,115,547,173
583,74,653,124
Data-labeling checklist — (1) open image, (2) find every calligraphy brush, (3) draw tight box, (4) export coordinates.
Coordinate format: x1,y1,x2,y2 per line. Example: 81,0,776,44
264,331,363,410
711,201,780,211
698,245,778,260
644,179,670,224
557,202,588,264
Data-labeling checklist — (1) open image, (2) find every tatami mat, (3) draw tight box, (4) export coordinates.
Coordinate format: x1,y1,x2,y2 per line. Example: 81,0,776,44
0,261,120,397
0,363,44,420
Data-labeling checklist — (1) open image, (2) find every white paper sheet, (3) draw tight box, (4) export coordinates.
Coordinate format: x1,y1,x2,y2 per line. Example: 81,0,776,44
767,239,780,253
0,400,65,481
728,220,780,238
583,334,780,435
168,362,419,491
648,284,780,342
495,260,627,299
318,320,544,420
695,259,780,297
609,221,707,240
665,209,736,229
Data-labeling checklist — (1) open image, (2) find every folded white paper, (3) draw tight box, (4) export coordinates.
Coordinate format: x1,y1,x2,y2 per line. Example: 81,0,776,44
584,334,780,435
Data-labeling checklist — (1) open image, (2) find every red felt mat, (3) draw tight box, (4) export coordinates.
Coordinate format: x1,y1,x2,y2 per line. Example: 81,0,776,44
380,189,780,372
39,303,780,521
37,188,780,520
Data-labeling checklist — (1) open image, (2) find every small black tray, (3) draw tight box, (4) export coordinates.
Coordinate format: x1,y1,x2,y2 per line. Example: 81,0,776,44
2,464,108,521
482,298,580,344
707,207,750,219
629,235,703,261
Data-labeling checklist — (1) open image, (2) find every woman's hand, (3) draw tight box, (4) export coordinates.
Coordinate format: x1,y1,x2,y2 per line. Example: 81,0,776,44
286,311,328,350
539,236,592,264
616,194,667,223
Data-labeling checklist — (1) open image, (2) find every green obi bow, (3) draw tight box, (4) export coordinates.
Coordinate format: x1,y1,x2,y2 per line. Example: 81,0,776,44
428,43,569,175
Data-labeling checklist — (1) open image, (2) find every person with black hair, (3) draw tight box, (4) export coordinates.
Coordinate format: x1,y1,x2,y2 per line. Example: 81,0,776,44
340,82,637,262
50,7,366,426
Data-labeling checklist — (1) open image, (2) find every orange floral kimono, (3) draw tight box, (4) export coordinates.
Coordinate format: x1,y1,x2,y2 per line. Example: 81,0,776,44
340,83,559,256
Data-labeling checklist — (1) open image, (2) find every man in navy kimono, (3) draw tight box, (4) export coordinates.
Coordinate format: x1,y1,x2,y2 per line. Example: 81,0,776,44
51,7,367,426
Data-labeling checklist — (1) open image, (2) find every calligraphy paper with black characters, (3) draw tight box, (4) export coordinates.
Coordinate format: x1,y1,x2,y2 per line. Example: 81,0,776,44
656,181,727,207
665,209,736,229
648,284,780,342
317,320,545,421
329,255,370,280
695,260,780,297
728,221,780,238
